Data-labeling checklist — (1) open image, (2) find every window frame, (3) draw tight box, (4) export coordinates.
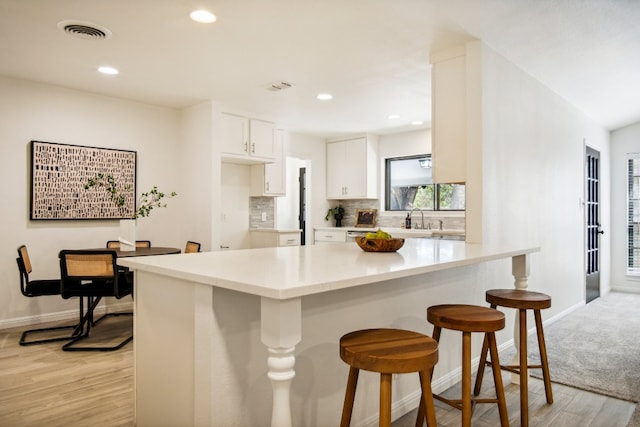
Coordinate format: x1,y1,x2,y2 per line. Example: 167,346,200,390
384,155,465,212
627,154,640,275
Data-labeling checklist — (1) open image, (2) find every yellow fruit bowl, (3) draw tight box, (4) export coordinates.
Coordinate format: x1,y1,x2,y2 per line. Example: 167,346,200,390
355,236,405,252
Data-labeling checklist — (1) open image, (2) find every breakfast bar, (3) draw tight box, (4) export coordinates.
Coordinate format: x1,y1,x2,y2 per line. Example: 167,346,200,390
119,239,539,427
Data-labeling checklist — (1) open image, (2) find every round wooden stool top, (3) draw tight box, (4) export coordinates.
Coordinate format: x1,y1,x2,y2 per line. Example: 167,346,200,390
486,289,551,310
339,328,438,374
427,304,505,333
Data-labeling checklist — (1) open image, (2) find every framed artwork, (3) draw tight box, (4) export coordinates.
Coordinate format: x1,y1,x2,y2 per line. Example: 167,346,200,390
354,208,377,228
30,140,137,220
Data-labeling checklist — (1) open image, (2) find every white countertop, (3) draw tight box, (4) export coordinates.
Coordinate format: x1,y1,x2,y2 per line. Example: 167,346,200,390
119,239,538,300
250,228,302,233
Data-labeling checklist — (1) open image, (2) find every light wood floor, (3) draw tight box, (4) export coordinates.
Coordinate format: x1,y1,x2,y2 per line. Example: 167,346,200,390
0,317,635,426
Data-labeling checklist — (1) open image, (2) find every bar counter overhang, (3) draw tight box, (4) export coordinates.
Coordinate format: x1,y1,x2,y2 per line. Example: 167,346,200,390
119,239,539,427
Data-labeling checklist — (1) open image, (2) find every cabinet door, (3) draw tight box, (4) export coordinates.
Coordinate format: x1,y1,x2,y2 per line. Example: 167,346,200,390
249,119,275,161
314,230,347,243
220,113,249,156
343,138,367,197
431,53,466,183
326,141,345,199
264,129,285,195
250,129,285,196
278,232,301,247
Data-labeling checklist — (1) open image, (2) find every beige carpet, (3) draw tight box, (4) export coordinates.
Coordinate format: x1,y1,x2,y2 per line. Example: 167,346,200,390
501,292,640,427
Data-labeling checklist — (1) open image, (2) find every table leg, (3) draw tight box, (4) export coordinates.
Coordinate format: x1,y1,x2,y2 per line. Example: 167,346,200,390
511,254,531,384
261,297,302,427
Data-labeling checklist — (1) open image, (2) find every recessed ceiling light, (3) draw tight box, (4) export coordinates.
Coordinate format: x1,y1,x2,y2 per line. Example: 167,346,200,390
411,121,424,126
317,93,333,100
388,114,400,120
190,9,217,23
98,66,119,75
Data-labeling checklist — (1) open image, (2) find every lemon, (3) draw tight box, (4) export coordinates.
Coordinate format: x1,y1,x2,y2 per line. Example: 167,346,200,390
366,229,391,239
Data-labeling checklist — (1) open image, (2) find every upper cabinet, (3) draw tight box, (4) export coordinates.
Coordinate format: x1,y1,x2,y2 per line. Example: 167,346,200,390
251,129,285,196
430,46,467,184
326,135,378,199
220,113,275,164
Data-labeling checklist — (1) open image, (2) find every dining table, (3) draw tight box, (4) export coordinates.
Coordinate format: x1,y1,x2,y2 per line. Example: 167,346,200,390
104,247,182,257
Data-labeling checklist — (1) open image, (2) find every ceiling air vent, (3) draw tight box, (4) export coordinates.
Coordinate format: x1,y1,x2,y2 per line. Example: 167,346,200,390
268,81,294,91
57,20,112,40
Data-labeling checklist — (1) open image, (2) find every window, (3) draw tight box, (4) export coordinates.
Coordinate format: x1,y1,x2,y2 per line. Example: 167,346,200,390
385,155,465,211
628,155,640,274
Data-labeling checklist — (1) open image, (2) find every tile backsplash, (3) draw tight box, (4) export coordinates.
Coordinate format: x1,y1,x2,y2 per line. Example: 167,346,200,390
329,200,465,230
251,197,465,231
249,197,275,229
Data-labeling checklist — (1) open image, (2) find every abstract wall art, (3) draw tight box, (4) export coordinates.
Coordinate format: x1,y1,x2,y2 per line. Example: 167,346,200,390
30,140,137,220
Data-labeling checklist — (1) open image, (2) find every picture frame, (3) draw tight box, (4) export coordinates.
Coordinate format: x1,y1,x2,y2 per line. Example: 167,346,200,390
30,140,137,220
354,208,377,228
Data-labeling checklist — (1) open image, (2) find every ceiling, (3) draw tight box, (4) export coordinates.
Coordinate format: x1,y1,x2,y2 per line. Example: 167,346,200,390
1,0,638,138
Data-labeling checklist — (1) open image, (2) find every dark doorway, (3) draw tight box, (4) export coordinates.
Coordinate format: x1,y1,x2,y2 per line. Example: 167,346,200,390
298,167,306,245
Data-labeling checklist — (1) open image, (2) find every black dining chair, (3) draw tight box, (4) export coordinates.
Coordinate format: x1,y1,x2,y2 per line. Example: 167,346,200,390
59,249,133,351
16,245,82,345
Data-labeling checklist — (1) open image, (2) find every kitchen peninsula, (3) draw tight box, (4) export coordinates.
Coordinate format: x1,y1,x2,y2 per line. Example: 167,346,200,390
119,239,539,427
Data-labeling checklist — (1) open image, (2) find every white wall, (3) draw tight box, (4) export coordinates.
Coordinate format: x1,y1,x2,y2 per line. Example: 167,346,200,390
287,132,327,241
179,101,214,251
220,163,251,250
478,42,611,316
611,121,640,293
276,156,307,230
378,128,431,159
0,76,202,327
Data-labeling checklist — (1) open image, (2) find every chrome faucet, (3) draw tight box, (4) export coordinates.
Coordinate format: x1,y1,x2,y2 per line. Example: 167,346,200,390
409,208,425,229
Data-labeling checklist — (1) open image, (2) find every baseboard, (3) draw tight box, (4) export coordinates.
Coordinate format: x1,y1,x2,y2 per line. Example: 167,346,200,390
611,285,640,294
0,300,134,330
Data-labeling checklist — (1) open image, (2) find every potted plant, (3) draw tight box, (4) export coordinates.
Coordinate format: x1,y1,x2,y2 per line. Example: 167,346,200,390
85,173,177,250
325,205,345,227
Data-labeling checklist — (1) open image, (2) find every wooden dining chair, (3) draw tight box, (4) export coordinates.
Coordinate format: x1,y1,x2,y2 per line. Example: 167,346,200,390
185,241,201,253
16,245,81,345
59,249,134,351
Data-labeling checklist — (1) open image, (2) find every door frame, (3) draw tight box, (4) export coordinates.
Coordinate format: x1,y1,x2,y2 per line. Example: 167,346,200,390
585,144,602,303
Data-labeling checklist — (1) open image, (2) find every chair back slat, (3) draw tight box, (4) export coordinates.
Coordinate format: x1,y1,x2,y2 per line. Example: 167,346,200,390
64,253,115,277
17,245,32,274
106,240,151,249
185,241,201,253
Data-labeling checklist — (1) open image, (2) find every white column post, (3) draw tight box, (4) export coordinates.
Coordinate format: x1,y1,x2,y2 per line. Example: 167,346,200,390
261,297,302,427
511,253,531,383
512,253,530,290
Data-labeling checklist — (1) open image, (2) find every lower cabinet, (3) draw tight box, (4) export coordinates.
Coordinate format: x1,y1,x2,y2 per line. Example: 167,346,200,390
314,229,347,244
250,230,301,248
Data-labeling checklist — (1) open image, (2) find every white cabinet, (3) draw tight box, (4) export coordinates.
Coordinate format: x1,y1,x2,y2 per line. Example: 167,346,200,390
220,113,275,164
250,230,301,248
314,229,347,244
250,129,285,196
326,136,378,199
430,44,476,184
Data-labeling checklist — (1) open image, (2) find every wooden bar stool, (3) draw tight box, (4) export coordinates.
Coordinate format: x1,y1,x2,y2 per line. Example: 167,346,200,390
420,304,509,427
473,289,553,427
339,328,439,427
